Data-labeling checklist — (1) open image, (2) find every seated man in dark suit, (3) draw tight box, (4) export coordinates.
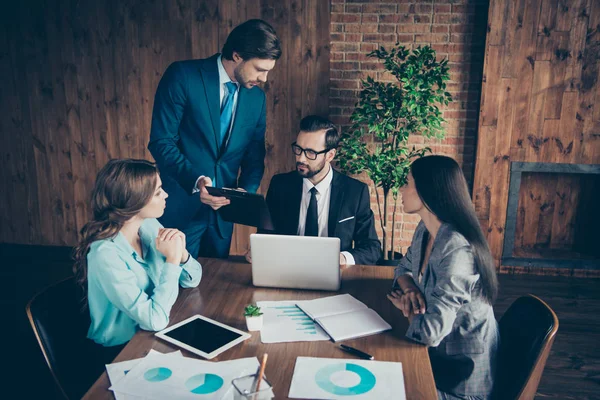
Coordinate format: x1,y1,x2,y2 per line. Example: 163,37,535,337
252,115,381,266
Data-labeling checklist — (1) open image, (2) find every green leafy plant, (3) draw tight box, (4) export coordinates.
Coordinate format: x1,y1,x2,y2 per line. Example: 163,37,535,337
244,304,263,317
336,44,452,260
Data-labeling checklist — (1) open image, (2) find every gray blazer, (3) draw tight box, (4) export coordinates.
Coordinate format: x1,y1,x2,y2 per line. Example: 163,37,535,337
393,221,499,397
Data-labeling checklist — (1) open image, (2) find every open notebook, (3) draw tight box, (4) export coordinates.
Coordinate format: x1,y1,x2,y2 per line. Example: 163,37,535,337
296,294,391,342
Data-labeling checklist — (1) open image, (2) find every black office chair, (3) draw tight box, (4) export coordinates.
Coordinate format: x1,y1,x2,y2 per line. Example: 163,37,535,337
493,294,559,400
26,277,122,399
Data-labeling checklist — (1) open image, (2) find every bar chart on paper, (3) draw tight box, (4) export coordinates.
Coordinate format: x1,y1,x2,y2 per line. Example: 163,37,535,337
257,300,329,343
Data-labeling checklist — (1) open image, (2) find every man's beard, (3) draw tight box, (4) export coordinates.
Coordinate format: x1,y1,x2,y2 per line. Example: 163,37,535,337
234,63,259,89
296,160,326,178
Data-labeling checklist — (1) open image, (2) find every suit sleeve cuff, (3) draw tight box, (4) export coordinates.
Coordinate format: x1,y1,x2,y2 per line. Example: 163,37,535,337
192,176,205,194
341,251,355,266
405,315,426,344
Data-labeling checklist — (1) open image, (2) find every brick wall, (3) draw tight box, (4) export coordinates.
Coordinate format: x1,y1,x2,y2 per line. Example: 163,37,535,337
330,0,489,254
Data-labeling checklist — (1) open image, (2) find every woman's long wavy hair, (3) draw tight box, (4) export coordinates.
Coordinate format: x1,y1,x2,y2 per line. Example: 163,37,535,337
72,159,159,302
410,155,498,303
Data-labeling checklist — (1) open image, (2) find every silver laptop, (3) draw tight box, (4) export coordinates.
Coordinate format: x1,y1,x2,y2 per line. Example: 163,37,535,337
250,233,341,291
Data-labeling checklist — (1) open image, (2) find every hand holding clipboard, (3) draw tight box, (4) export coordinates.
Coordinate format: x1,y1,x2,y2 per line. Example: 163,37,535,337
205,186,274,231
197,177,230,210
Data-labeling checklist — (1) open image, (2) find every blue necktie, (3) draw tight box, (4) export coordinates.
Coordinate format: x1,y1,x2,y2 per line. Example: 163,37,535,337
220,82,237,147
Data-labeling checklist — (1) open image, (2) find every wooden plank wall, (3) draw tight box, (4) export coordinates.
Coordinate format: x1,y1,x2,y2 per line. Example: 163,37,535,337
513,172,598,259
473,0,600,272
0,0,330,254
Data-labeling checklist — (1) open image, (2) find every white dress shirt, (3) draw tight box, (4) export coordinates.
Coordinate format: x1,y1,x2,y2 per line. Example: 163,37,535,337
297,166,355,265
194,55,239,192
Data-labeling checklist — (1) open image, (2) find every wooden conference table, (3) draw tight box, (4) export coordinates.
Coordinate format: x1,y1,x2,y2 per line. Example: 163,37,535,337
83,259,437,399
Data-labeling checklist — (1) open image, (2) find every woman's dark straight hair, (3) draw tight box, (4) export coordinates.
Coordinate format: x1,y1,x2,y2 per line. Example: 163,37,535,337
411,155,498,303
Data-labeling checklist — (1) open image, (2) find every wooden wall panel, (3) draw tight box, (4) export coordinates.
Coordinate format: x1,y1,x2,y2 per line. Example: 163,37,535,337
0,0,330,254
473,0,600,270
514,172,599,259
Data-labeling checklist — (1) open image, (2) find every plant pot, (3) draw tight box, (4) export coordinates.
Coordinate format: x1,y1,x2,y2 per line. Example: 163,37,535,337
245,315,263,331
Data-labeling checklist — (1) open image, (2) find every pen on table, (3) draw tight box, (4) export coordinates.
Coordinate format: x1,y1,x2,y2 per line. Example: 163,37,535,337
339,344,374,360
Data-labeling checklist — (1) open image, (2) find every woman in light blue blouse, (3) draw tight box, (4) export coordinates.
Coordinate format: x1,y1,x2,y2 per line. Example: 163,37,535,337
73,159,202,347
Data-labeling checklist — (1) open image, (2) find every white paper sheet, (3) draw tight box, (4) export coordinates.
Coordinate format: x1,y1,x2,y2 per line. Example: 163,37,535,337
317,308,392,342
297,294,367,320
106,350,183,400
288,357,406,400
110,352,270,400
257,300,329,343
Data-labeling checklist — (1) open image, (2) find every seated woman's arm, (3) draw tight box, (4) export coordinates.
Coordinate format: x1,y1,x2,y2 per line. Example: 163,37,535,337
405,245,479,347
179,256,202,288
91,246,181,332
152,219,202,289
392,243,414,289
390,244,426,315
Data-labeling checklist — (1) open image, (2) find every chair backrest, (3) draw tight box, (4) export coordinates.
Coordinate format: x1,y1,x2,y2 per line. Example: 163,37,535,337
26,277,117,399
493,294,559,400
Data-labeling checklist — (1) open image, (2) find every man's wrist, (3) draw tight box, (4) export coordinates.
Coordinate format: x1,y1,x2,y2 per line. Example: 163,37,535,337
193,175,205,193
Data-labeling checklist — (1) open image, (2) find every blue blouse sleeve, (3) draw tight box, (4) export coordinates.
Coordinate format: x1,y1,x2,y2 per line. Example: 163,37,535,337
90,244,182,332
179,256,202,288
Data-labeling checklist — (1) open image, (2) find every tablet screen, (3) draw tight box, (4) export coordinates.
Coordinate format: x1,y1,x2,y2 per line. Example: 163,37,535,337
162,317,244,354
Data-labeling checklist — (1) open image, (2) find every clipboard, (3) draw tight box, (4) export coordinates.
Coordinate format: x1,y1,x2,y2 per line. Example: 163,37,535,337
206,187,274,230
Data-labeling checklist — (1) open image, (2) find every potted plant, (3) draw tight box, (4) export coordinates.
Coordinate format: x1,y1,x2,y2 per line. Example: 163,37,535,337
337,44,452,263
244,304,264,331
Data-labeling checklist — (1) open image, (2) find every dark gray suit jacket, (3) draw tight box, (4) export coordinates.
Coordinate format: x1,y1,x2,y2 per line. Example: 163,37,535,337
393,221,499,397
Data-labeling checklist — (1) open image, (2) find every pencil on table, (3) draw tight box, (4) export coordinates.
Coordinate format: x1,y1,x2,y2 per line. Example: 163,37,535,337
255,353,268,393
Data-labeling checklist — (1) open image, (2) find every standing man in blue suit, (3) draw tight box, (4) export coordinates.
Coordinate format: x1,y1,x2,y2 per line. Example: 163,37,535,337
149,19,281,259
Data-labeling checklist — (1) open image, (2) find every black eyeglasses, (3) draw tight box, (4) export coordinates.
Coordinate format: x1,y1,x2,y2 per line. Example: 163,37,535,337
291,142,330,160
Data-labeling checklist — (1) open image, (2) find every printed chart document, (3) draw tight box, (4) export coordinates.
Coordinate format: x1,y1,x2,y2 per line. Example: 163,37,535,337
109,352,273,400
288,357,406,400
106,350,183,400
257,300,330,343
296,294,391,342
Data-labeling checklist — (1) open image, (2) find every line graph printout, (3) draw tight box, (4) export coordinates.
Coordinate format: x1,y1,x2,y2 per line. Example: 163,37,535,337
257,300,329,343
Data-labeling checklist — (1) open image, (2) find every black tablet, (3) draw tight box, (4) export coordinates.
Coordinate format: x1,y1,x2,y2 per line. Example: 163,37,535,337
155,315,251,359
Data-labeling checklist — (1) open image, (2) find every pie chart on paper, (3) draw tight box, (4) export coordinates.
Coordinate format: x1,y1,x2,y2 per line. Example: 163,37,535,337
315,363,377,395
185,373,224,394
143,367,172,382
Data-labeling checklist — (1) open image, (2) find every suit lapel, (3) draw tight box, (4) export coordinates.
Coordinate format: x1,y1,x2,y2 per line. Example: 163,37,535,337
199,54,221,153
412,225,424,279
289,174,303,235
328,170,345,237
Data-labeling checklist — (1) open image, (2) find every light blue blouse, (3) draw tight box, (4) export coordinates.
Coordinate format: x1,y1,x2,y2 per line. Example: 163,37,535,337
86,218,202,346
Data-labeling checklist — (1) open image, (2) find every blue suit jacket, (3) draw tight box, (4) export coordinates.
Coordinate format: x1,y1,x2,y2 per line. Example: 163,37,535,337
148,54,266,237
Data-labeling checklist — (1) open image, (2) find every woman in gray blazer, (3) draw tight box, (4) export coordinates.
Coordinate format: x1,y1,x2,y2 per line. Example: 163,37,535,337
388,155,499,400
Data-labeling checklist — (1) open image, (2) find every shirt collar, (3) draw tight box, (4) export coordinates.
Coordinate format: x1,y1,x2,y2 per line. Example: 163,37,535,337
111,220,152,260
217,55,239,90
303,165,334,195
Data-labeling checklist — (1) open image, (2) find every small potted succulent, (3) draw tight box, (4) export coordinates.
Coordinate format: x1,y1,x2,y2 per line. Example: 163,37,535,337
244,304,264,331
